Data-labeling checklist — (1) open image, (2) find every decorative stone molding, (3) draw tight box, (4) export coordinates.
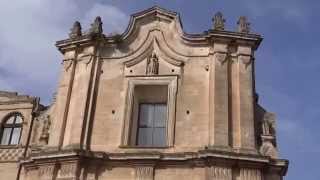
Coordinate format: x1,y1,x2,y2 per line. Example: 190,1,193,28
39,165,55,180
0,148,24,162
207,166,232,180
57,163,78,179
135,166,154,180
240,168,262,180
121,76,178,147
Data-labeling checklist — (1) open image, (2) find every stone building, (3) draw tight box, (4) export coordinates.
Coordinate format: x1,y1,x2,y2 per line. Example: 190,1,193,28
0,6,288,180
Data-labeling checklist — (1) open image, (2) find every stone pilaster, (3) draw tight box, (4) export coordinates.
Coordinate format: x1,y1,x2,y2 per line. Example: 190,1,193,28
207,166,232,180
62,46,98,149
135,166,154,180
230,46,256,152
209,43,231,148
48,50,76,148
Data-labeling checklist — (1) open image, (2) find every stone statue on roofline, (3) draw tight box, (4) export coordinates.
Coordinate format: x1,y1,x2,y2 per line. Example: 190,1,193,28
69,21,82,39
213,12,225,31
89,16,103,35
237,16,250,33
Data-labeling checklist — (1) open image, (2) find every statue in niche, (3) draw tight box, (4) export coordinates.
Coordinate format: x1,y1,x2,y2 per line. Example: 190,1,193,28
213,12,225,30
262,112,276,136
69,21,82,39
237,16,250,33
146,52,159,75
89,16,103,35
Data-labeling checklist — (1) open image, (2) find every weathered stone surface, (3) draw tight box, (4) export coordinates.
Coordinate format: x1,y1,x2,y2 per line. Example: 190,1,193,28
0,6,288,180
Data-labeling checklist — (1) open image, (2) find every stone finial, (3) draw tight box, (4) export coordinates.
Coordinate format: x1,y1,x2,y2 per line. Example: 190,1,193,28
89,16,103,35
237,16,250,33
212,12,225,30
69,21,82,39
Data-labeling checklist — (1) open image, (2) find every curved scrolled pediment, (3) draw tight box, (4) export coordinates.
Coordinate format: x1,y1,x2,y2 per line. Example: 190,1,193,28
100,6,210,59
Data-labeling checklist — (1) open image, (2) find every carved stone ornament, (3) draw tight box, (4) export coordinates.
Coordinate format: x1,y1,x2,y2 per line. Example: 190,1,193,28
63,59,74,71
39,115,51,145
89,16,103,35
39,165,55,179
237,16,250,33
213,12,225,31
135,166,154,180
260,140,278,158
215,53,228,65
239,55,252,66
262,112,276,136
69,21,82,39
58,163,78,179
207,166,232,180
146,52,159,75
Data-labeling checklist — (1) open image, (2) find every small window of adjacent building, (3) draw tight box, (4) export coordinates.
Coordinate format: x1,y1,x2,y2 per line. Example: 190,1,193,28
137,103,167,147
0,113,23,145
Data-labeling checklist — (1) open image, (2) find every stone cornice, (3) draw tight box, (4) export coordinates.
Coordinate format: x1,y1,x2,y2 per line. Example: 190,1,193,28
0,91,36,105
21,148,288,175
55,6,262,54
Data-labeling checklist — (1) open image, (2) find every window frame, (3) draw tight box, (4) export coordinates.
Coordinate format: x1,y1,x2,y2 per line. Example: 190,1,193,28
136,103,167,147
121,76,178,148
0,112,23,146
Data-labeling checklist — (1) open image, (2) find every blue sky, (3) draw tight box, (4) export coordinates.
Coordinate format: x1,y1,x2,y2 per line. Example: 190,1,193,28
0,0,319,179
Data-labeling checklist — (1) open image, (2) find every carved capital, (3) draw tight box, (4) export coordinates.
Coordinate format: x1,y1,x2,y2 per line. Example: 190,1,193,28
63,59,74,72
238,55,252,67
135,166,154,180
78,53,95,65
214,52,228,65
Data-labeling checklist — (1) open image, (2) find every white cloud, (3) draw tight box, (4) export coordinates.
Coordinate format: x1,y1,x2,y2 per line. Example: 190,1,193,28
0,0,128,103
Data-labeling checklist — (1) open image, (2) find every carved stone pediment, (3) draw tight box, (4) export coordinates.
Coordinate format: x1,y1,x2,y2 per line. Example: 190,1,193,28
123,37,184,77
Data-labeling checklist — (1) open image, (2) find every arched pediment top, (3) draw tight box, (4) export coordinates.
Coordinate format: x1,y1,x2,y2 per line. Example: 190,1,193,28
121,6,207,43
100,6,211,59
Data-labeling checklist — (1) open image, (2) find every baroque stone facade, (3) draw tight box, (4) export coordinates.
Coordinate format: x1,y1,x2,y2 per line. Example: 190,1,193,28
0,6,288,180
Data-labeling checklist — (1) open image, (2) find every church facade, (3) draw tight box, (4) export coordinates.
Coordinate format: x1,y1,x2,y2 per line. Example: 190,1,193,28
0,7,288,180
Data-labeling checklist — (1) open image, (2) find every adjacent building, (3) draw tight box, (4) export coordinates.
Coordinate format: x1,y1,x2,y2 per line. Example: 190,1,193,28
0,6,288,180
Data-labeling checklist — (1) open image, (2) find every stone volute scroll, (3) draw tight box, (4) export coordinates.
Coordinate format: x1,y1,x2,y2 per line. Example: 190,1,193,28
146,52,159,75
212,12,225,31
259,112,278,158
89,16,103,35
237,16,250,33
69,21,82,39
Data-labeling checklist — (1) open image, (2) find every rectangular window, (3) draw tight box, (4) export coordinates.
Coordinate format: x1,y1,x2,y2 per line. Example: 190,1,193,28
136,103,167,147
